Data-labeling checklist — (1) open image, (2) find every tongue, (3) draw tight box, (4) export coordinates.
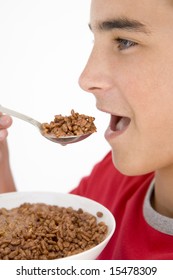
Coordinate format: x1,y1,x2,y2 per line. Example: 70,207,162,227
116,117,130,131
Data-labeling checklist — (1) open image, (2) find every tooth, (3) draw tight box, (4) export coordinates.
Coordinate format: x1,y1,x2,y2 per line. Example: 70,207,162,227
116,117,130,131
116,118,124,131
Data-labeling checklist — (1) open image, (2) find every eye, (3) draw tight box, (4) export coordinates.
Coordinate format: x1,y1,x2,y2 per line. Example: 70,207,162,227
115,38,137,51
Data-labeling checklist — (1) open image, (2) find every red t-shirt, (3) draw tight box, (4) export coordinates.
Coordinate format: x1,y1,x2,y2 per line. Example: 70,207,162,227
71,152,173,259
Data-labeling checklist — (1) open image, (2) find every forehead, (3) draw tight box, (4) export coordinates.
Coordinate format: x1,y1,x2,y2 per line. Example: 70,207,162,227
90,0,173,32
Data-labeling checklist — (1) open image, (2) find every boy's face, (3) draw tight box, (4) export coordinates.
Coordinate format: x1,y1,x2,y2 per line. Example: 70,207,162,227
79,0,173,175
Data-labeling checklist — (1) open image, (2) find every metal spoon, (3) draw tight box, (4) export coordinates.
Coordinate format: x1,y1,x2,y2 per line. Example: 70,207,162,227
0,104,92,145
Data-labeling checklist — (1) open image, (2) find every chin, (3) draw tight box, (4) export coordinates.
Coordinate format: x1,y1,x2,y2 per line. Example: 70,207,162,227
111,152,152,177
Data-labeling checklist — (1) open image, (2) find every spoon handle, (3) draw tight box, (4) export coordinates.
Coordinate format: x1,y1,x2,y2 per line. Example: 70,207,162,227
0,104,41,128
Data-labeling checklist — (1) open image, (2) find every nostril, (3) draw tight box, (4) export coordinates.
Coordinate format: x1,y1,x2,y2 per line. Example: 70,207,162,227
78,75,101,93
88,86,102,91
78,68,112,94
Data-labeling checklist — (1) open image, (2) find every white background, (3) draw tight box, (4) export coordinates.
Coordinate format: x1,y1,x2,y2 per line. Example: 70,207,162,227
0,0,110,193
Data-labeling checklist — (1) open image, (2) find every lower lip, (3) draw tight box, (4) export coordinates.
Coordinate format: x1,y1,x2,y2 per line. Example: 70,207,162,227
104,120,130,141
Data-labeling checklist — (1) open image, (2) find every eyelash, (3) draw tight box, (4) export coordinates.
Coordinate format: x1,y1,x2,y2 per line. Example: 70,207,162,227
115,38,138,51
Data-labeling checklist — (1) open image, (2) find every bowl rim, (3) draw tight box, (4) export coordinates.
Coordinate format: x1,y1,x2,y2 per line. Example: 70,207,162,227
0,191,116,227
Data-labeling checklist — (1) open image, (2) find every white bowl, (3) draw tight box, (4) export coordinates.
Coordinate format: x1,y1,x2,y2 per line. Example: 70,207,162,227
0,191,115,260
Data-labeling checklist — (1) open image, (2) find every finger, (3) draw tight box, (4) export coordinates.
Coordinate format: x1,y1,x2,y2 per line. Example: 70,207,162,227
0,128,8,141
0,115,12,129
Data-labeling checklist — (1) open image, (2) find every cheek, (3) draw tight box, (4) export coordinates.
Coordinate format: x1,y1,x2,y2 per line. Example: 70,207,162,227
110,76,173,175
121,61,173,125
109,56,173,174
110,104,173,176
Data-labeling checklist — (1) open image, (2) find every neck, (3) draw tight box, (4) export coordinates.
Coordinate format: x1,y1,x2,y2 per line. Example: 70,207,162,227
154,166,173,218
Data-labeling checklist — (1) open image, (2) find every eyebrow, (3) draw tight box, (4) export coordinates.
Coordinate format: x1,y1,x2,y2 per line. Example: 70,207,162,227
89,17,151,34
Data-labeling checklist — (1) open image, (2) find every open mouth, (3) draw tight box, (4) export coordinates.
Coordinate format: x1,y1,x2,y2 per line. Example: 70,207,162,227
110,115,131,132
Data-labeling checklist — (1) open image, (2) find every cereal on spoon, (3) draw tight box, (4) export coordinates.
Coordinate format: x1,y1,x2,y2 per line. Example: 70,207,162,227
41,109,97,138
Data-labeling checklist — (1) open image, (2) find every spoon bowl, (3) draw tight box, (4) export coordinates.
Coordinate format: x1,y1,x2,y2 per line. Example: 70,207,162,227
42,132,91,145
0,104,93,145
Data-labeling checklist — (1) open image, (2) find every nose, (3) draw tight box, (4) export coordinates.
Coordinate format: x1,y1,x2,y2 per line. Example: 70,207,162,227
78,46,113,95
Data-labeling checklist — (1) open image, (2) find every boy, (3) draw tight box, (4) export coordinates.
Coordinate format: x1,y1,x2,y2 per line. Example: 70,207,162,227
1,0,173,259
73,0,173,259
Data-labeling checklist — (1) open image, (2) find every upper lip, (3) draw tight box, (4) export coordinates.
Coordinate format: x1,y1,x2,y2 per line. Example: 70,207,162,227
96,106,130,119
96,106,132,132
